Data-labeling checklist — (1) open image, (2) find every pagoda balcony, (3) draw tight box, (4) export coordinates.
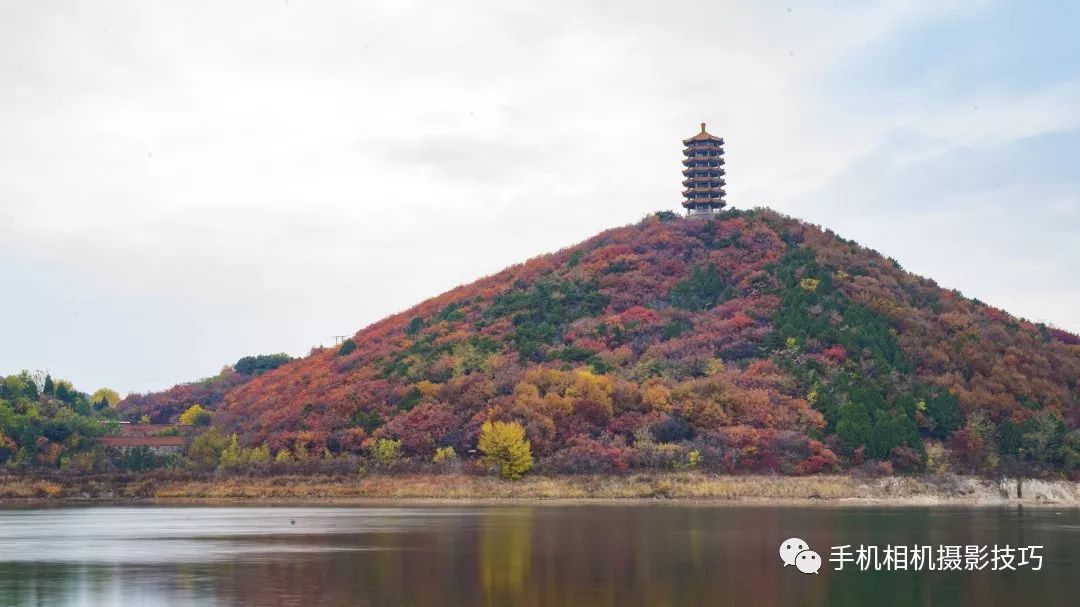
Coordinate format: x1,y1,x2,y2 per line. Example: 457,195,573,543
682,158,726,166
682,147,725,155
682,201,726,210
682,169,726,177
682,188,727,197
682,180,726,188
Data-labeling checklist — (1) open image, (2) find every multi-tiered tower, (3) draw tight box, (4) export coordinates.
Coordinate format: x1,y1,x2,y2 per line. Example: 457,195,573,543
681,123,726,216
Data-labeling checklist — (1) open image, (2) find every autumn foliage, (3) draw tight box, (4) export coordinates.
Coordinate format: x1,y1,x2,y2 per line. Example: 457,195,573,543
119,209,1080,478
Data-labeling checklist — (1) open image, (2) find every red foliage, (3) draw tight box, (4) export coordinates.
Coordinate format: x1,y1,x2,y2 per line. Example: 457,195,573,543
619,306,658,325
1048,326,1080,346
889,446,923,472
379,402,463,457
821,345,847,364
947,428,985,469
794,440,839,475
731,311,755,331
539,436,634,474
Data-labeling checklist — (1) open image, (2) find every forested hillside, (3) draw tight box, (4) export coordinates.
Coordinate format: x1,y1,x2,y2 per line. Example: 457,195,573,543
122,209,1080,478
0,372,118,470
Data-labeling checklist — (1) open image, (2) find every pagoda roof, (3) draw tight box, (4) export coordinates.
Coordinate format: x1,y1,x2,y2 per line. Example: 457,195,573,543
682,122,723,143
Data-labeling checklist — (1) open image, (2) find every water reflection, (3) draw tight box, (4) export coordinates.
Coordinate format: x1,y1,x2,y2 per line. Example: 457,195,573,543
0,505,1076,606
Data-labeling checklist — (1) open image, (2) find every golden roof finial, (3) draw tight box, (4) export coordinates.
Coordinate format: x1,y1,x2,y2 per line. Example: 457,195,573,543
700,122,707,133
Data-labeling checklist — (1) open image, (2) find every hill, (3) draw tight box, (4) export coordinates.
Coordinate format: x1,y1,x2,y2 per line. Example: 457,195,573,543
121,209,1080,477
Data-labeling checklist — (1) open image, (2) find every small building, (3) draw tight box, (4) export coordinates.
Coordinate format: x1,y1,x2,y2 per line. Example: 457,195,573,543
100,435,187,455
101,423,190,454
681,123,727,216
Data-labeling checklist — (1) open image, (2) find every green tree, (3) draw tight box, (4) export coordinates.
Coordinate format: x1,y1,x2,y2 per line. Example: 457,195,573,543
924,391,962,439
835,403,871,455
233,353,293,376
247,444,271,465
1060,430,1080,475
187,427,229,467
670,263,730,311
866,411,923,461
1021,413,1066,469
337,339,357,357
478,421,533,480
218,433,244,469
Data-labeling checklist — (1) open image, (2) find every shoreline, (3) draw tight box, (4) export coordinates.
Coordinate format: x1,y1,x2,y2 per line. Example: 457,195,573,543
3,472,1079,508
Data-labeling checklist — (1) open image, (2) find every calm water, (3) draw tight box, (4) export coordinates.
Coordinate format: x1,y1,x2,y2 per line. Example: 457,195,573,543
0,505,1076,606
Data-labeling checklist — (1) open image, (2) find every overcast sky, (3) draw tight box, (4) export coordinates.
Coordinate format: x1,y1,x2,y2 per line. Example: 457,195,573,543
2,0,1077,395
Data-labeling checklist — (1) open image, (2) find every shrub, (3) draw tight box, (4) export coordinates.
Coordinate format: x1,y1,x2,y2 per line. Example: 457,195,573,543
432,446,460,471
889,446,923,472
370,438,401,465
234,353,292,376
540,436,634,474
351,410,385,433
187,427,230,468
632,428,684,469
949,411,995,472
179,404,212,426
670,263,731,311
337,339,357,357
651,414,694,443
661,318,693,340
433,446,456,464
380,402,460,456
793,440,839,475
687,450,701,469
477,421,533,480
33,481,63,498
924,441,947,474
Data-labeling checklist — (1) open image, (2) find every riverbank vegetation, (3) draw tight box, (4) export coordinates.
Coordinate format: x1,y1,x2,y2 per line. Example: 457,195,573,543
3,471,1078,506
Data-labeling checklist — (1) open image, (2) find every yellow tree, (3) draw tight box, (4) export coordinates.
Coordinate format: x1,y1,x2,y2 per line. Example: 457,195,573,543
91,388,121,407
179,404,211,426
478,421,533,480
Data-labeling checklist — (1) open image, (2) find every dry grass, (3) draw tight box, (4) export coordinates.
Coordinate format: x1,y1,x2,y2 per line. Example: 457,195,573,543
3,472,1077,505
150,473,865,502
0,480,65,499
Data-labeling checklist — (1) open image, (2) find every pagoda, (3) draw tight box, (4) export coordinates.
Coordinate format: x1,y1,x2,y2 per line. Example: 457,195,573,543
681,123,726,216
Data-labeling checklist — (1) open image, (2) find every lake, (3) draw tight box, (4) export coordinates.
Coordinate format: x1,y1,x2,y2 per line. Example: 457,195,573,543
0,504,1076,606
